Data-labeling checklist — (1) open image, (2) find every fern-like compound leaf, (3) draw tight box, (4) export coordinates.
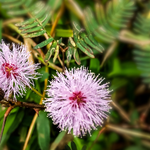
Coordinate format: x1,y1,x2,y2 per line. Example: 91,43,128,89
83,0,136,43
67,23,103,64
133,14,150,84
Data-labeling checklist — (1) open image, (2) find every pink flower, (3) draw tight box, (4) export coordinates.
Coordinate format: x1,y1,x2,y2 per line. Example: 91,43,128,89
0,40,40,100
44,66,111,137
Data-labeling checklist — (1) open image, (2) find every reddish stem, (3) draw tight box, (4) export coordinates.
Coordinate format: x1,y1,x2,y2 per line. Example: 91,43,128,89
0,106,15,143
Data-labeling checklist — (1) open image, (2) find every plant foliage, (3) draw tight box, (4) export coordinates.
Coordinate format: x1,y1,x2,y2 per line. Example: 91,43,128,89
133,14,150,83
83,0,136,43
66,22,104,65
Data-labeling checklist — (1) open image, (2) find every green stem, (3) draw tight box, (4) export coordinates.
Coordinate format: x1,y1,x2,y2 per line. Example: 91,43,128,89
37,56,63,72
64,56,90,64
30,86,43,98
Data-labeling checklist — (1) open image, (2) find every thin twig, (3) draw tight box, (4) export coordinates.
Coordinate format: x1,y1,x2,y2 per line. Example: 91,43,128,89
9,35,21,50
65,0,84,20
58,55,64,67
100,41,118,68
111,101,130,123
0,106,15,143
28,38,45,59
0,99,45,109
2,33,22,44
119,30,150,46
60,46,68,72
24,38,35,65
106,124,150,140
50,3,65,36
122,133,150,148
2,18,24,27
139,99,150,123
62,51,65,72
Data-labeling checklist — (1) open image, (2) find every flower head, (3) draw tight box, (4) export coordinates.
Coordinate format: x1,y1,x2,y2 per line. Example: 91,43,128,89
44,66,111,137
0,40,40,100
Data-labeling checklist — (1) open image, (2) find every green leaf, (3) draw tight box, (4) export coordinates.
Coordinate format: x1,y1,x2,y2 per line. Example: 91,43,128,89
125,146,146,150
92,143,102,150
73,137,83,150
15,2,46,25
7,1,34,16
37,111,50,150
109,78,128,91
2,107,19,135
19,7,50,29
19,22,38,30
58,38,62,45
21,26,43,34
73,21,82,33
108,133,119,143
37,66,49,82
81,145,87,150
89,58,100,72
0,106,6,120
108,58,121,76
73,31,78,43
0,0,18,3
71,141,77,150
55,29,73,37
0,108,24,148
33,37,54,49
73,47,81,65
2,0,26,8
83,1,135,43
130,110,139,124
48,0,62,11
76,42,95,58
80,33,103,52
79,39,93,54
44,41,57,63
24,30,46,38
88,34,102,48
15,18,35,26
19,126,28,142
66,47,73,63
53,45,59,63
65,145,71,150
50,131,66,150
133,49,150,57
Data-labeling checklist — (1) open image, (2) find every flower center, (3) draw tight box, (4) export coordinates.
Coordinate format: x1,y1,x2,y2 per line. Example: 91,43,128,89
69,91,86,106
2,63,18,78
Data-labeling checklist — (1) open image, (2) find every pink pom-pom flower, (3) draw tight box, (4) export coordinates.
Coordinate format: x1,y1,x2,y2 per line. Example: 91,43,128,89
44,66,111,137
0,40,40,100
